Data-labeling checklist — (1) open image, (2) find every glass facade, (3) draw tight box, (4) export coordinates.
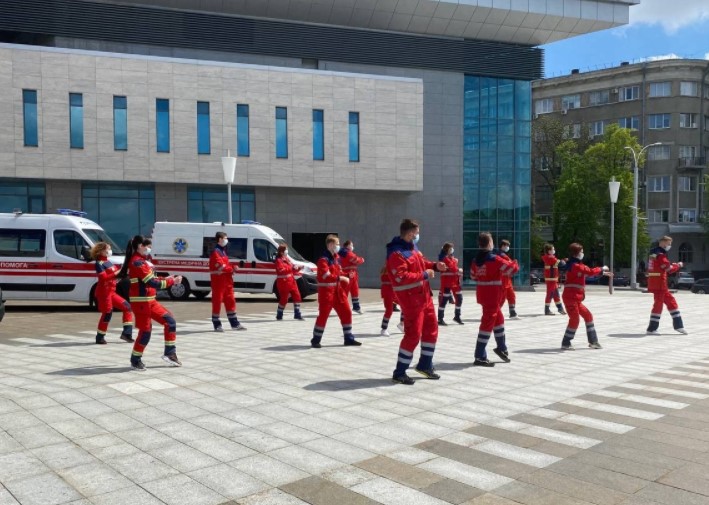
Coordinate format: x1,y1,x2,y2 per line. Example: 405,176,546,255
82,183,155,247
463,76,531,286
156,98,170,153
349,112,360,162
197,101,210,154
69,93,84,149
187,186,256,223
275,107,288,158
313,109,324,161
113,95,127,151
22,90,38,147
0,179,45,213
237,104,250,157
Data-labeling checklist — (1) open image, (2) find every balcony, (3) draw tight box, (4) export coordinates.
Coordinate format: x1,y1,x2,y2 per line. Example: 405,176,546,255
677,157,707,169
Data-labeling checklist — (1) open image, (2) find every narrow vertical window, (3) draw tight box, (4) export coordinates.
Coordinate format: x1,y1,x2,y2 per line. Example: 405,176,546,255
156,98,170,153
237,104,250,157
313,109,324,161
22,90,38,147
113,95,127,151
197,101,210,154
275,107,288,159
349,112,360,162
69,93,84,149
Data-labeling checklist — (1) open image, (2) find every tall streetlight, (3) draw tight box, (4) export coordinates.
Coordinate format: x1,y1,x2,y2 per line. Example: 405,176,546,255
221,149,236,224
624,142,662,290
608,177,620,295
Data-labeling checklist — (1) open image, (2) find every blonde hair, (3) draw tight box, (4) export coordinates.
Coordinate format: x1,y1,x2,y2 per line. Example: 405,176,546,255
90,241,110,260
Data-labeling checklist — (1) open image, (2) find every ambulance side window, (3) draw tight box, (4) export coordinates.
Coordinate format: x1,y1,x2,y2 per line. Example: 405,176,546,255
54,230,89,260
202,237,247,260
0,228,46,257
253,239,277,262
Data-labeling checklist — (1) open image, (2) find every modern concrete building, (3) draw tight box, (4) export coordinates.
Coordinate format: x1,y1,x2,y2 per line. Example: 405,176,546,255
0,0,637,289
532,58,709,274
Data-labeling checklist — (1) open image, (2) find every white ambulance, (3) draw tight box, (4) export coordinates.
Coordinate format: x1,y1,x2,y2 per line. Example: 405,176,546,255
0,210,126,305
150,221,318,300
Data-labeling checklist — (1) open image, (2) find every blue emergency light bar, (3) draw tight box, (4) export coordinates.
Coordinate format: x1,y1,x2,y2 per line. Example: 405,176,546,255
241,220,261,225
56,209,88,217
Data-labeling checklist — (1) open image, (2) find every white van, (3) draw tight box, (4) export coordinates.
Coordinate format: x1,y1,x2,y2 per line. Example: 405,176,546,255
0,210,125,305
151,221,318,300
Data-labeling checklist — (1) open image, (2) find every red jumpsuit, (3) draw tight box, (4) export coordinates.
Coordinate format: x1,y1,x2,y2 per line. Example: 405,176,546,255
561,259,601,347
339,248,365,312
209,245,241,329
387,236,439,377
498,251,518,317
438,254,463,323
312,251,354,344
542,253,565,314
275,254,303,320
471,251,518,361
127,253,177,364
646,246,684,332
380,271,403,331
94,256,133,343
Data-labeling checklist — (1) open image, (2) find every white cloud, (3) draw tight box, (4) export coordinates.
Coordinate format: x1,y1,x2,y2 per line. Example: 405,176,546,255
640,53,682,62
630,0,709,33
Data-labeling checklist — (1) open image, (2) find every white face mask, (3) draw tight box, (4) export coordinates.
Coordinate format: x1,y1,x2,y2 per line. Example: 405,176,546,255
664,245,671,252
284,249,289,256
501,246,509,253
449,248,455,255
413,234,420,244
550,249,556,256
577,252,584,260
219,238,228,247
331,245,340,254
106,249,113,257
142,247,151,256
349,246,354,252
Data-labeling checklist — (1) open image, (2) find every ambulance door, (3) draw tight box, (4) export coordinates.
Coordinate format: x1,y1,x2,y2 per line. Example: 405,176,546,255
0,227,48,300
227,236,250,291
48,229,94,301
250,237,279,293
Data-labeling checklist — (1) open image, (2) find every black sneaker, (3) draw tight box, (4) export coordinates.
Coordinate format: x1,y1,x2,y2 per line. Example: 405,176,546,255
344,339,362,346
96,338,107,345
493,348,511,363
545,309,555,316
393,306,400,312
294,316,306,321
473,359,495,367
438,319,447,326
120,334,134,343
161,353,182,367
558,310,567,315
415,367,441,380
392,373,415,385
231,324,247,331
131,360,146,371
310,339,322,348
453,317,464,325
276,316,283,321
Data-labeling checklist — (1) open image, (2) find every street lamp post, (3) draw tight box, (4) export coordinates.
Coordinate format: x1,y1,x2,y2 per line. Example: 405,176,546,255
624,142,662,290
609,177,620,295
221,150,236,224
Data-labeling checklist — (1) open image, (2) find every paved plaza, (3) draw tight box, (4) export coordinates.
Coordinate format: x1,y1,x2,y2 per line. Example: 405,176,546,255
1,288,709,505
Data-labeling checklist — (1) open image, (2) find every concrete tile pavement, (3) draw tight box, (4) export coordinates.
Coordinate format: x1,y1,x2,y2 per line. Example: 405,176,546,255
0,288,708,504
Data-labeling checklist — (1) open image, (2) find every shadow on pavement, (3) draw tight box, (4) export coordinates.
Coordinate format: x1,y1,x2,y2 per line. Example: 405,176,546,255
435,362,476,371
304,378,396,391
514,347,565,354
606,333,648,339
30,342,97,348
47,366,131,376
262,344,337,351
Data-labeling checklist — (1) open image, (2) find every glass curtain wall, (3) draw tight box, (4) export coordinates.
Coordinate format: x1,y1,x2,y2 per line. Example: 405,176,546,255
463,76,531,286
82,183,155,246
187,186,256,224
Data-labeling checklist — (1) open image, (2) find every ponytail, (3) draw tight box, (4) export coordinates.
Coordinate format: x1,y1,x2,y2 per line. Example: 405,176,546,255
118,235,146,279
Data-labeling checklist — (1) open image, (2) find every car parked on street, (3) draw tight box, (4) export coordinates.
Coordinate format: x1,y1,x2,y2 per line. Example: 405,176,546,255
530,269,543,285
669,271,695,290
586,273,630,286
691,279,709,294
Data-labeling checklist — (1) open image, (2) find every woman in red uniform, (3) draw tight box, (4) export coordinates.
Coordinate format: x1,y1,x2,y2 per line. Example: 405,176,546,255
560,242,609,350
118,235,182,371
542,243,566,315
91,242,133,344
379,264,404,336
437,242,464,325
209,232,245,331
498,239,519,319
338,240,365,314
274,243,304,321
471,232,518,367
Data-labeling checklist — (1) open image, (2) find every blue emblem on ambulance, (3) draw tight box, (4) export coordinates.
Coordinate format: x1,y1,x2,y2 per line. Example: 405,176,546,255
173,238,188,254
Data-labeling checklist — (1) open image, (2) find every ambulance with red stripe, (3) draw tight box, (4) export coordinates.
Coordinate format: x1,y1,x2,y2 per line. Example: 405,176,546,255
150,221,318,300
0,210,125,305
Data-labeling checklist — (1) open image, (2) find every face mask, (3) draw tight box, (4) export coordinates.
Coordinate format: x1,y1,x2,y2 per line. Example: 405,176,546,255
219,239,228,247
332,245,340,254
106,249,113,257
501,246,509,253
142,247,152,256
413,234,420,244
550,249,556,255
578,252,584,260
284,249,289,256
450,248,455,255
349,246,354,252
664,245,671,252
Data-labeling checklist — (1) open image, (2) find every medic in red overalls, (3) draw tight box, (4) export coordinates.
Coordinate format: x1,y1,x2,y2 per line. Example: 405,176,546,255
561,242,607,350
498,239,519,319
646,236,687,335
311,235,361,348
274,243,304,321
379,264,403,336
209,232,245,332
91,242,133,345
542,243,566,315
471,232,518,366
387,219,447,385
338,240,365,314
118,235,181,371
437,242,464,325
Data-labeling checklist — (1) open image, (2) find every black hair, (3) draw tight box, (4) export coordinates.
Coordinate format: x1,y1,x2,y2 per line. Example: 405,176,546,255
400,218,419,235
118,235,151,279
216,231,227,240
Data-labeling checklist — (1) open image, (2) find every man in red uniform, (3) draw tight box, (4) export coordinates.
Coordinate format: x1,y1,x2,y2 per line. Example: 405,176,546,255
542,243,566,315
471,232,519,367
561,243,608,350
274,243,304,320
498,239,519,319
210,232,245,331
437,242,464,325
311,235,361,347
339,240,365,314
387,219,447,385
646,236,687,335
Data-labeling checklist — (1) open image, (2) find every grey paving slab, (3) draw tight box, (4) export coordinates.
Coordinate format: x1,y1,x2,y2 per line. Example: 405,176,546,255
89,485,168,505
657,462,709,497
633,482,709,505
237,488,310,505
2,472,83,505
230,454,310,487
30,442,96,470
421,477,486,504
520,468,630,505
0,451,50,483
545,458,649,494
57,461,133,497
187,464,270,499
280,475,381,505
355,455,443,490
569,449,670,482
140,474,227,505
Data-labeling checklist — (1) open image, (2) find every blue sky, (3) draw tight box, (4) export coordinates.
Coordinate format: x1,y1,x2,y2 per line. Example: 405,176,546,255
542,1,709,78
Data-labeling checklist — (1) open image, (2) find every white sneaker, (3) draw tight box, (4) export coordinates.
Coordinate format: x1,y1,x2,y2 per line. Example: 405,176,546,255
561,345,575,351
380,329,390,337
509,316,521,320
397,322,405,332
354,309,363,315
646,330,660,335
676,328,688,335
232,324,247,331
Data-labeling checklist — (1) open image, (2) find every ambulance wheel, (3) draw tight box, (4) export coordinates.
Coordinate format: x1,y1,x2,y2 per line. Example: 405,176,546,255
168,278,191,301
193,290,210,300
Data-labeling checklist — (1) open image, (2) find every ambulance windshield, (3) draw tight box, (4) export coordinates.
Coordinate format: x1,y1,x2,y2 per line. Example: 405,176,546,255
275,239,306,262
83,228,124,254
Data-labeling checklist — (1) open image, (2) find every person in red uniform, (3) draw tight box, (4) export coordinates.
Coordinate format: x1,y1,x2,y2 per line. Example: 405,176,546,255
471,232,519,366
339,240,365,314
646,236,687,335
498,239,519,319
388,219,447,385
379,264,404,336
561,242,609,350
311,235,361,348
542,243,566,315
209,232,245,332
437,242,464,325
91,241,133,344
275,243,305,321
118,235,182,371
